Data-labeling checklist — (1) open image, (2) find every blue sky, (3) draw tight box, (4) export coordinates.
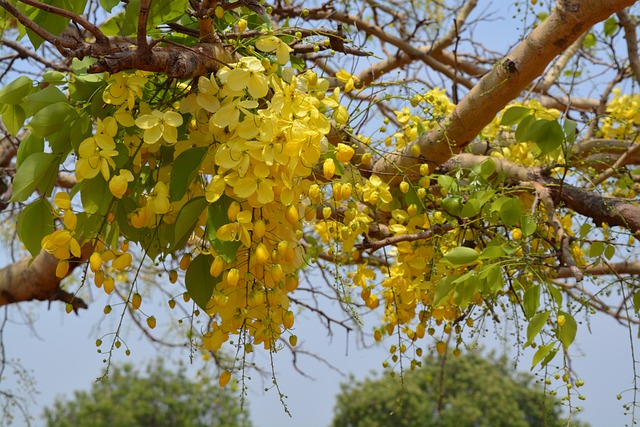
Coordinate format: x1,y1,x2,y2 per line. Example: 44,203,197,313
2,284,637,427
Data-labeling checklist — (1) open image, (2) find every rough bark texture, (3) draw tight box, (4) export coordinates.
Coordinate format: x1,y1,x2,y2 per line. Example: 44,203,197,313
0,246,90,311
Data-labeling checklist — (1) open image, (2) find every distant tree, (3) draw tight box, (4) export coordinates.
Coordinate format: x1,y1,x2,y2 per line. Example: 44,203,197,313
331,351,586,427
42,359,252,427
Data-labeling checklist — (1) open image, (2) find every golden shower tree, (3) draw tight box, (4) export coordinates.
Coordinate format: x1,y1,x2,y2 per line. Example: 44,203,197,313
0,0,639,411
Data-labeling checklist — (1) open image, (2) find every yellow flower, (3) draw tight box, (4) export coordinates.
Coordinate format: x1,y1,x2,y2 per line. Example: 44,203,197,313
216,209,253,248
233,163,275,204
336,68,360,92
103,72,148,109
75,117,119,181
222,57,269,99
149,182,171,214
135,109,183,145
335,143,355,163
255,36,292,65
41,230,82,260
197,75,220,113
109,170,134,198
54,192,71,210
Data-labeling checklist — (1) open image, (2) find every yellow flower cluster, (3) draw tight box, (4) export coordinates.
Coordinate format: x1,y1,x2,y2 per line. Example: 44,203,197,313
87,58,344,352
41,192,81,278
600,88,640,141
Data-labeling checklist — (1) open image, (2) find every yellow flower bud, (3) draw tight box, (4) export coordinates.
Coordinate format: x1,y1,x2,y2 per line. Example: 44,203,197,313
253,219,266,239
557,315,566,327
219,370,231,387
237,18,247,33
322,206,332,219
179,253,192,271
210,255,225,277
284,205,299,225
146,316,156,329
335,143,355,163
227,268,240,286
104,276,115,294
255,242,270,265
89,252,102,273
131,293,142,310
323,158,336,179
283,310,294,329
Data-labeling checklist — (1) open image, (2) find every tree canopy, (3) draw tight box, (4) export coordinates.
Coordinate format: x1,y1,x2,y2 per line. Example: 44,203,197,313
42,359,252,427
0,0,640,423
331,350,584,427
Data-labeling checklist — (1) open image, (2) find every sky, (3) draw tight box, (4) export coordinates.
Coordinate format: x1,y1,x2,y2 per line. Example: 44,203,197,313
1,1,640,426
1,281,638,427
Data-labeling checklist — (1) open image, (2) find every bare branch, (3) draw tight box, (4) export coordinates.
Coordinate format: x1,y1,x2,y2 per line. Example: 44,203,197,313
617,9,640,82
1,39,69,71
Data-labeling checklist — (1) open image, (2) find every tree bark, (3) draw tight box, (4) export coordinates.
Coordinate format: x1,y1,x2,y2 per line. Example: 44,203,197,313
0,246,91,311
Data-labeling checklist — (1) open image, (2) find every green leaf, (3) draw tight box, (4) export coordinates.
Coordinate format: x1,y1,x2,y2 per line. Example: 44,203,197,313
579,223,592,238
633,291,640,314
460,199,481,218
521,214,537,236
563,119,577,144
0,76,32,105
170,147,207,202
479,245,505,260
604,244,615,260
547,283,563,306
23,85,67,115
589,241,604,258
16,134,44,167
9,152,57,202
533,120,564,154
17,198,53,257
2,104,26,136
28,102,77,138
99,0,120,12
526,310,550,346
478,158,496,179
173,197,208,250
523,285,540,320
500,106,532,126
557,311,577,349
434,276,457,306
485,264,503,293
500,198,522,227
443,247,479,266
442,196,462,216
583,33,596,49
185,254,216,311
80,176,111,215
531,342,557,370
515,114,535,142
604,16,618,36
437,175,455,192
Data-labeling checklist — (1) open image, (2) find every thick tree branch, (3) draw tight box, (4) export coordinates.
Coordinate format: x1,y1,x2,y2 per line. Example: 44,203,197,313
371,0,637,184
0,245,91,311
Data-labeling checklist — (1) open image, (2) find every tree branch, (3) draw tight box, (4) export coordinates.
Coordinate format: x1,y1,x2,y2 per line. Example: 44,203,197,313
370,0,637,184
0,244,92,311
